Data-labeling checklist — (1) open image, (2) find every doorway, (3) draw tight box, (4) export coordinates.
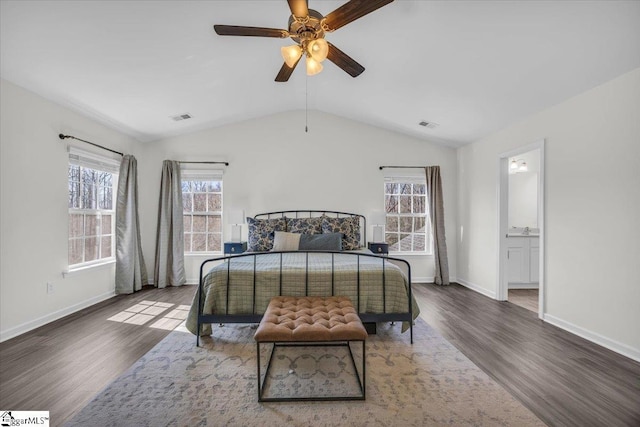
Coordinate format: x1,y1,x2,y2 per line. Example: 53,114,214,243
497,140,545,318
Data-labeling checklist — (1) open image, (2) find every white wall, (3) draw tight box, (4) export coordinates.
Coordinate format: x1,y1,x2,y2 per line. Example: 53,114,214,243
137,110,458,284
0,79,137,341
457,68,640,359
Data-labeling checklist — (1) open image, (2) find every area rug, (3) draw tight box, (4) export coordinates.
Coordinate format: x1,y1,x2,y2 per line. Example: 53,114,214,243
66,319,544,426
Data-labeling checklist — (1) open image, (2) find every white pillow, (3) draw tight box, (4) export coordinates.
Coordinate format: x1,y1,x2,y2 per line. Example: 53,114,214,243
271,231,301,251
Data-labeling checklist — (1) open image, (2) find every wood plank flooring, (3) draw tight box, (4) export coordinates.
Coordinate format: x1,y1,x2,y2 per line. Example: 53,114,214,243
509,288,539,313
1,283,639,427
413,283,640,427
0,285,196,426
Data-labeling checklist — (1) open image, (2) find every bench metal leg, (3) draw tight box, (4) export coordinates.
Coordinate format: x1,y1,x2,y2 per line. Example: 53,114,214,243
257,340,366,402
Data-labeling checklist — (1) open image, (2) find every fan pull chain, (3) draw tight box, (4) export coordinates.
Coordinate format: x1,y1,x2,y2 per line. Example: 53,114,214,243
305,74,308,132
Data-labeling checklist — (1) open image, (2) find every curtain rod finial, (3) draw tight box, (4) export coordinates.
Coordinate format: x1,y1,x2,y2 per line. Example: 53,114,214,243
59,133,67,140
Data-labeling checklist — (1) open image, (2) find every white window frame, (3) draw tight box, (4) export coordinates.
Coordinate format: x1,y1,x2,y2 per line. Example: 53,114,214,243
181,169,224,255
68,147,119,270
384,176,433,255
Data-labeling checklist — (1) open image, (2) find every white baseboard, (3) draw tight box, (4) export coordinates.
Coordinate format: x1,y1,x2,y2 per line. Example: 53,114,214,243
543,314,640,363
456,278,497,299
0,291,116,343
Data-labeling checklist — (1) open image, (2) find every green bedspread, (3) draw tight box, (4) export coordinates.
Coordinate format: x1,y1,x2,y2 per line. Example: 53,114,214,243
186,252,419,336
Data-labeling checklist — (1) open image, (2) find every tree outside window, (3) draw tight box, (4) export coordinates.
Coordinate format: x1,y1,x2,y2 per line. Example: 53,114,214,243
182,179,222,253
384,179,431,253
68,164,115,266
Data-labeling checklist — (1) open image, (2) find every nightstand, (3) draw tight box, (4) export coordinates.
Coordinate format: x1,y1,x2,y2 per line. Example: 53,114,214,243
224,242,247,255
368,242,389,256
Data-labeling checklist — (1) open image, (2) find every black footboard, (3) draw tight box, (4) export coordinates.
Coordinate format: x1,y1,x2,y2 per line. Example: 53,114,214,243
196,251,414,346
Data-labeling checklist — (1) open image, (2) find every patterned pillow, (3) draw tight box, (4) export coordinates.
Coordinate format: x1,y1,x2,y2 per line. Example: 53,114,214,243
286,216,323,235
321,216,361,250
246,217,287,252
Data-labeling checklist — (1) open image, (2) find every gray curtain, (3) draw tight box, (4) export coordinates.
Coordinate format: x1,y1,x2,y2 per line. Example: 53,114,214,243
426,166,450,285
154,160,186,288
115,155,148,294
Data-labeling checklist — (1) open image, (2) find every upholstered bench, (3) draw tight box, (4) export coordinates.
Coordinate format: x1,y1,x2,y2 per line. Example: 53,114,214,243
254,296,368,402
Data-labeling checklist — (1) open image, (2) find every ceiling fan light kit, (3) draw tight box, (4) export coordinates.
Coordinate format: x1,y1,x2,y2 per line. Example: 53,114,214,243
305,56,323,76
281,45,303,68
213,0,394,81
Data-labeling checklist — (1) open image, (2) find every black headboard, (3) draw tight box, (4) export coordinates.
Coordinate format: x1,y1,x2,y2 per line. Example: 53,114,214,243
254,210,367,247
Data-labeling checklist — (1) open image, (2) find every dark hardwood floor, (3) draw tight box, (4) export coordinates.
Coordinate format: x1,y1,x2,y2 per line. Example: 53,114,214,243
413,283,640,427
0,285,196,427
1,283,639,427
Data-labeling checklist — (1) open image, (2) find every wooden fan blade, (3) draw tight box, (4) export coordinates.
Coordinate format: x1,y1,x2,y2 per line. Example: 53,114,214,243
323,0,394,32
275,57,301,82
326,42,365,77
213,25,288,38
287,0,309,19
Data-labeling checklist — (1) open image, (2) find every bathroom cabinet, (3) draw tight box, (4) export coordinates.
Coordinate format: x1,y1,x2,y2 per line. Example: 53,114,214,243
507,236,539,287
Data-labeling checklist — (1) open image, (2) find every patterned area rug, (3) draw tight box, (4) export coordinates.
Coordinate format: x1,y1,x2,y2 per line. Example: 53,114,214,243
66,319,544,426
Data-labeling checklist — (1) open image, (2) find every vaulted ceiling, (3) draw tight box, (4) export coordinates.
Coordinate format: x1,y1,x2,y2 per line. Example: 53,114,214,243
2,1,639,147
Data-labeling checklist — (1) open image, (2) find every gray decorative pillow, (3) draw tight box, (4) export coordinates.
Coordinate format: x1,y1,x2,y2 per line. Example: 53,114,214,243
286,216,323,235
299,233,343,251
246,217,286,252
321,216,361,250
271,231,301,251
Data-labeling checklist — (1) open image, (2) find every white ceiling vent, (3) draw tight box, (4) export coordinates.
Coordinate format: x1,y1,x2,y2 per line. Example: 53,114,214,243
171,113,193,121
419,121,439,129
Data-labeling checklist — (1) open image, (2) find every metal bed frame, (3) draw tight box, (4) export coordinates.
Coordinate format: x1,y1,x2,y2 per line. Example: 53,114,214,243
195,210,413,346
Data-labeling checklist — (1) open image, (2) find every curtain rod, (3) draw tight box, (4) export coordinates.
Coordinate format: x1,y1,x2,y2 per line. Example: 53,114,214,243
59,134,124,157
179,161,229,166
379,165,428,170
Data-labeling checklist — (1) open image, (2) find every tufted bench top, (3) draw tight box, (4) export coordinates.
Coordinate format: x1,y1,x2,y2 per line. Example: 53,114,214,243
254,296,368,342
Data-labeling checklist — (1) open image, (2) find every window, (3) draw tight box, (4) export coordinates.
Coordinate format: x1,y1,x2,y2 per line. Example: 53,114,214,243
68,149,118,267
182,174,223,253
384,178,431,253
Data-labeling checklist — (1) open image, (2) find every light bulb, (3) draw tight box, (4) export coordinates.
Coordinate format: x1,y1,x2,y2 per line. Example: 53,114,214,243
281,45,302,68
518,162,528,172
306,56,323,76
510,159,518,170
307,38,329,62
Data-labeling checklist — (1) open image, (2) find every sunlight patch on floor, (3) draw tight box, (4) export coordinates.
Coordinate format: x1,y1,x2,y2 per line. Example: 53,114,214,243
107,300,190,330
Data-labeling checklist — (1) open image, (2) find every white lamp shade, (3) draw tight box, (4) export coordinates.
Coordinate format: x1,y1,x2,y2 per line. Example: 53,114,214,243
370,211,386,243
370,211,386,226
228,209,245,225
305,56,323,76
308,38,329,62
281,45,302,68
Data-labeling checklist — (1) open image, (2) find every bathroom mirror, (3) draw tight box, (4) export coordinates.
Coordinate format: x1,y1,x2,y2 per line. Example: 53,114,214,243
508,172,538,228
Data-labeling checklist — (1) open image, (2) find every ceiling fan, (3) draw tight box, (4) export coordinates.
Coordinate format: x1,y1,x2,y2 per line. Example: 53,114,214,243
213,0,394,82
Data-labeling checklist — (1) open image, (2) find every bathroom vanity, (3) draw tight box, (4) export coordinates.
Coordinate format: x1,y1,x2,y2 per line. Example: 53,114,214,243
506,231,539,288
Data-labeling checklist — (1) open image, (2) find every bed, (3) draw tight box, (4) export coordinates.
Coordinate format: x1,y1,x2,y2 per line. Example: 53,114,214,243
185,210,419,344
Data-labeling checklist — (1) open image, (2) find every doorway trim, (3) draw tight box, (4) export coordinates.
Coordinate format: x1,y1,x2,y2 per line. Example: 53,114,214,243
497,139,545,319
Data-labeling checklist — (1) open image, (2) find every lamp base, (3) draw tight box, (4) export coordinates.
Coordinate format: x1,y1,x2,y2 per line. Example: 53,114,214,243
372,226,384,243
231,225,242,243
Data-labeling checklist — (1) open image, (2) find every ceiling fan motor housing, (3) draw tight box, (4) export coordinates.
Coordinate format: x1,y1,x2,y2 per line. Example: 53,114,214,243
288,9,326,44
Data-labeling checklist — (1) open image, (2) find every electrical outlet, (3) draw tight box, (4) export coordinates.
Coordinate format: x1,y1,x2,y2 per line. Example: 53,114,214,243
47,282,54,294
